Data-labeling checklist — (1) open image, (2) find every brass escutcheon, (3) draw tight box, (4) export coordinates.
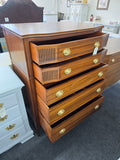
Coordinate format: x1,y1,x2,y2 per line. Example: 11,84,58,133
0,115,8,122
98,71,103,77
93,58,99,64
96,88,101,93
57,109,65,116
112,58,115,63
94,105,100,110
10,133,19,140
64,68,72,75
94,42,100,48
63,48,71,56
0,103,4,109
56,90,64,98
59,128,66,134
6,124,16,130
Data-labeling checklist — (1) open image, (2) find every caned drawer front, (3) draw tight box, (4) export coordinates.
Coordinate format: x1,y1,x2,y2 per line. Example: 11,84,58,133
0,117,23,138
0,105,21,126
31,32,108,65
0,126,26,154
33,49,107,84
37,80,105,125
35,64,108,105
0,93,18,110
39,96,104,143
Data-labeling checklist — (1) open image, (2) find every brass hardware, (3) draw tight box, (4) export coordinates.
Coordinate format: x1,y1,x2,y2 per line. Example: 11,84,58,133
96,88,101,93
64,68,72,75
56,90,64,98
6,124,16,130
63,48,71,56
59,128,66,134
94,42,100,48
57,109,65,116
94,105,100,110
10,133,19,139
98,71,103,77
0,103,4,109
112,58,115,63
0,115,8,122
93,58,99,64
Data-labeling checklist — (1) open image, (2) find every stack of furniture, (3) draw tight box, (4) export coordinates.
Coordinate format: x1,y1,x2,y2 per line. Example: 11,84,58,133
1,22,109,142
0,66,33,154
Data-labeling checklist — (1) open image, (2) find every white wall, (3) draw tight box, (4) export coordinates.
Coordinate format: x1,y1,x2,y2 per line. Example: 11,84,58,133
32,0,58,14
88,0,120,24
58,0,70,19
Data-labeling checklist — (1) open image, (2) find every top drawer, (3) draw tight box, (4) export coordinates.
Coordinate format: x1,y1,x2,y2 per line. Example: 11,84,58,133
30,32,108,65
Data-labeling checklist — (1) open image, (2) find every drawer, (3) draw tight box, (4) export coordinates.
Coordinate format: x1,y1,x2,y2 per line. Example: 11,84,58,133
0,126,26,154
33,49,107,84
0,116,23,138
108,52,120,65
38,80,105,125
0,105,21,126
31,32,108,65
39,96,104,143
0,93,18,110
35,64,108,105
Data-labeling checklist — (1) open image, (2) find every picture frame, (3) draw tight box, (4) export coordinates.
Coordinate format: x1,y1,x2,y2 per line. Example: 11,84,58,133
97,0,110,10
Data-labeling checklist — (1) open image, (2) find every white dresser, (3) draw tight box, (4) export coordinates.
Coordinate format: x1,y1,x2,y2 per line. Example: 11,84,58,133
0,66,33,154
69,3,88,22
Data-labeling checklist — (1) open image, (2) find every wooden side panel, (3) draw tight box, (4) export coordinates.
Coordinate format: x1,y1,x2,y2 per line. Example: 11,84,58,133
105,62,120,88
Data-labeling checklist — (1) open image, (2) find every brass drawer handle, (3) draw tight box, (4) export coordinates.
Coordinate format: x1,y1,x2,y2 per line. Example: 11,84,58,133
59,128,66,134
93,58,99,64
0,103,4,109
63,48,71,56
112,58,115,63
94,42,100,48
6,124,16,130
94,105,100,110
10,133,19,139
56,90,64,97
0,115,8,122
64,68,72,75
98,72,103,77
96,88,101,93
57,109,65,116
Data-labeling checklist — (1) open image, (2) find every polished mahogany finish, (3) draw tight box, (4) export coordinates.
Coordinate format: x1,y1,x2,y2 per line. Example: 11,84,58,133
31,33,108,65
33,50,107,84
2,22,108,139
37,80,105,125
104,38,120,88
39,96,104,143
35,64,108,106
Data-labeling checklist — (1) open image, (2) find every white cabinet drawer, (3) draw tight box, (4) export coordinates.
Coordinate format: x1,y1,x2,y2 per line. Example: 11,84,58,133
0,93,18,110
0,117,23,138
0,105,21,126
0,126,26,154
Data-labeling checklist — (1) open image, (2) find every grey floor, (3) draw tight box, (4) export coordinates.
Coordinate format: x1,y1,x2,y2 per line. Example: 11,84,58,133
1,81,120,160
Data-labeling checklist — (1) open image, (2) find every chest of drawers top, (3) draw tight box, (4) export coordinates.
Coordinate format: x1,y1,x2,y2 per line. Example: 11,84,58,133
0,66,24,95
1,22,104,38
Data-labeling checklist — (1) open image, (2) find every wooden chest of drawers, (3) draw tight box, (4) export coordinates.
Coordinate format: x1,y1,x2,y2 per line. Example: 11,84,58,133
1,22,109,142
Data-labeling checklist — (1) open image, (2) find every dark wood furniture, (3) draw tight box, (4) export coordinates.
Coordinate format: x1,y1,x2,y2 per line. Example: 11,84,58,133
1,22,109,142
104,38,120,88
